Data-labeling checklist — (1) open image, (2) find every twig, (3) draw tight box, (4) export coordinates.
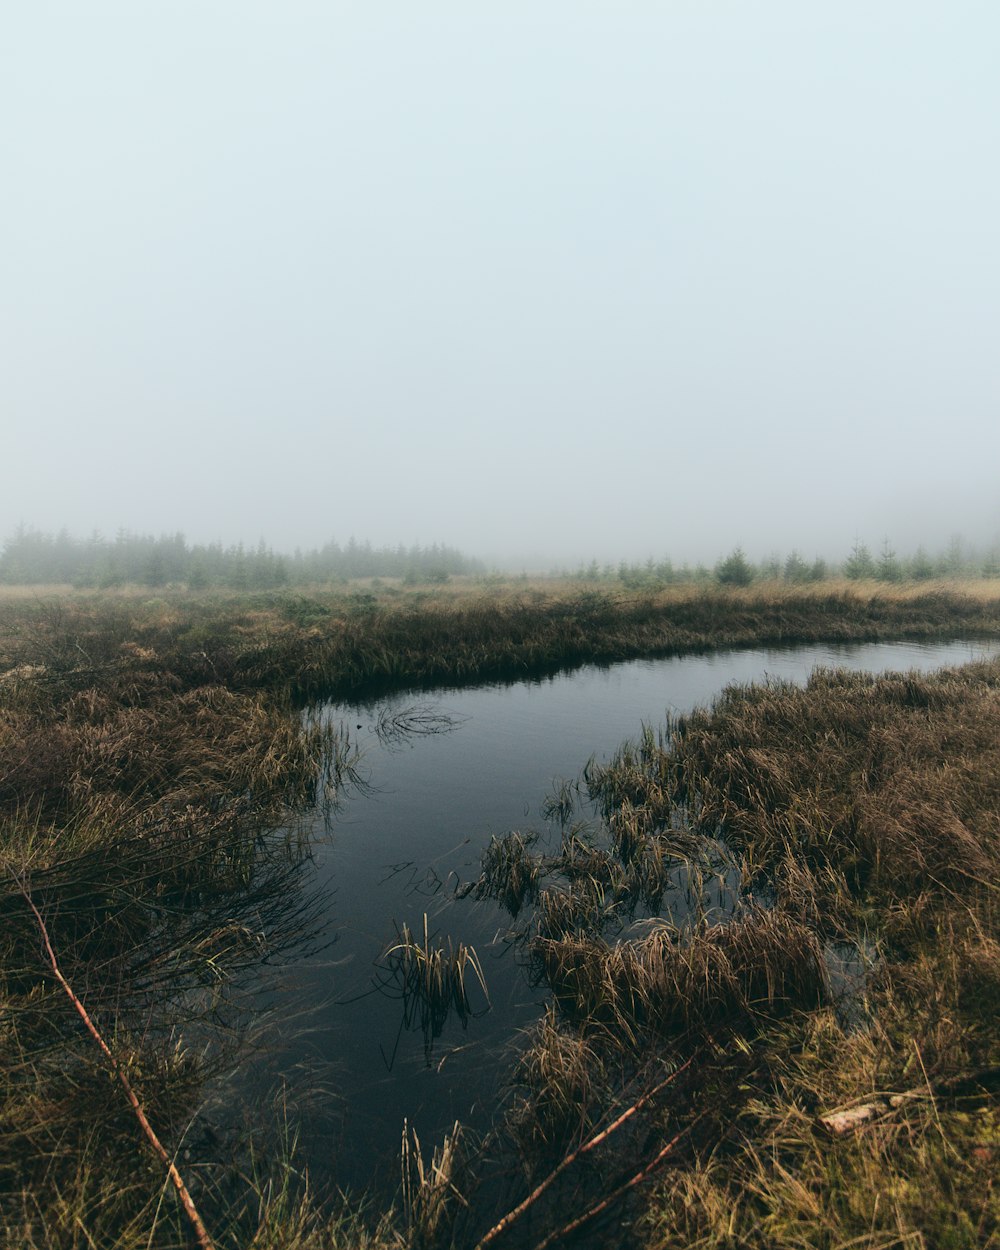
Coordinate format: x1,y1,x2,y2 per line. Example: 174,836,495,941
17,877,215,1250
530,1121,694,1250
473,1055,695,1250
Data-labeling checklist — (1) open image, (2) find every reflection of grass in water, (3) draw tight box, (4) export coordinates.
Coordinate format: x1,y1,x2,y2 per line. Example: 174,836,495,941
372,702,464,748
377,914,489,1062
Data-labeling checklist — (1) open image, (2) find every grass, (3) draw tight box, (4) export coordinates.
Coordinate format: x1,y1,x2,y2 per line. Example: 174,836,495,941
377,916,489,1059
2,578,1000,1246
3,578,1000,704
400,1120,467,1250
470,656,1000,1249
0,597,364,1246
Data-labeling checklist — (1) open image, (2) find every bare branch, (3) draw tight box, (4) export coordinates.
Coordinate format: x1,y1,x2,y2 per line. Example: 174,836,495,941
474,1055,695,1250
17,876,216,1250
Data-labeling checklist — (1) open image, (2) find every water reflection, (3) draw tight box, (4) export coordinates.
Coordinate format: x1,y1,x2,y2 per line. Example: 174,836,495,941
373,914,491,1065
257,638,1000,1194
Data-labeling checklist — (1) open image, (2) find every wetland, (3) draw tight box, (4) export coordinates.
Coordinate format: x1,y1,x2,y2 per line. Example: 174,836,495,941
2,582,999,1248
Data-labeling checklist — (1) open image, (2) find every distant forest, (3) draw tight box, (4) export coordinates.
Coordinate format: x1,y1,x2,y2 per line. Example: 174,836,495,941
591,535,1000,588
2,526,999,590
0,527,483,589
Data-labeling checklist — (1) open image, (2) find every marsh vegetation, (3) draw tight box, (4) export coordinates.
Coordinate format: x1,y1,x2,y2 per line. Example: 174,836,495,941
460,658,1000,1249
1,579,998,1247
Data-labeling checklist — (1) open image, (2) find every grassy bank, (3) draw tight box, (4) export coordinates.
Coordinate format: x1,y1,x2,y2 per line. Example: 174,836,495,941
0,591,361,1247
453,659,1000,1249
1,581,999,1247
3,578,1000,704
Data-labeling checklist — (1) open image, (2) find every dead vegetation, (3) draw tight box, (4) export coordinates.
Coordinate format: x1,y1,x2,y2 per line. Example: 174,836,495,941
2,586,1000,1246
376,915,490,1059
464,658,1000,1249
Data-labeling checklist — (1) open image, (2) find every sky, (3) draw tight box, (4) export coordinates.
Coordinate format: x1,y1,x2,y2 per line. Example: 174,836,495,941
3,2,998,568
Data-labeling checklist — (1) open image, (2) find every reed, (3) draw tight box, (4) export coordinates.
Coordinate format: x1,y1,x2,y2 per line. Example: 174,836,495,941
4,581,1000,1245
4,581,1000,706
378,915,489,1057
508,1004,612,1157
465,831,542,916
638,963,1000,1250
532,910,828,1043
540,777,578,828
400,1121,467,1250
0,812,329,1247
470,653,1000,1246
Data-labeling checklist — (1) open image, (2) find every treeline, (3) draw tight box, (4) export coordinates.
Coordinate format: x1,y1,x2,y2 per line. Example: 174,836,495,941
579,536,1000,589
0,527,483,589
4,526,999,592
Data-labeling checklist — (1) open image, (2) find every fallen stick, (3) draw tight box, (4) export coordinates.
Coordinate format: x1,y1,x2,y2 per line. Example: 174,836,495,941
18,878,215,1250
818,1066,1000,1137
473,1055,695,1250
530,1121,694,1250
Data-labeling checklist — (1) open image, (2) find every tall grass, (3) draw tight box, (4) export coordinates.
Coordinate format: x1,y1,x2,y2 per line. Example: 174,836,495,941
3,582,1000,1246
0,601,365,1245
483,656,1000,1248
377,915,489,1059
400,1121,467,1249
4,580,1000,705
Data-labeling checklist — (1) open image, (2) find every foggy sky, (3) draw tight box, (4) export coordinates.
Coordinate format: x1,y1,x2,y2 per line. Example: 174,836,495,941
3,2,999,568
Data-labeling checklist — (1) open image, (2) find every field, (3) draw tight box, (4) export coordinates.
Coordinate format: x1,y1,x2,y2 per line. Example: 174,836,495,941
1,580,998,1247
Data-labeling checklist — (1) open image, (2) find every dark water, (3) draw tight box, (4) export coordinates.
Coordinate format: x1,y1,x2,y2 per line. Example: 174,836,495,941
235,639,998,1195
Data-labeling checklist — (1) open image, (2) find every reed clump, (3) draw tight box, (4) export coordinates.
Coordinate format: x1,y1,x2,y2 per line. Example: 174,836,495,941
533,910,827,1041
508,1004,613,1157
4,583,1000,1246
400,1120,467,1250
378,915,489,1058
475,657,1000,1247
465,831,542,916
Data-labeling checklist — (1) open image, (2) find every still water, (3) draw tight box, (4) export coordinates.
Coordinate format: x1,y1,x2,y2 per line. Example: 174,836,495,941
239,639,998,1195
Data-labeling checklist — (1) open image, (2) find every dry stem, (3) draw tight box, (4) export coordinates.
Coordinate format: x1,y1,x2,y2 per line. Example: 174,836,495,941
17,876,216,1250
474,1056,695,1250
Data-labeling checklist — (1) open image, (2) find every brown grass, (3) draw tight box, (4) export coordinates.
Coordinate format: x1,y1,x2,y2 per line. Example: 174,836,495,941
475,653,1000,1248
4,583,1000,1246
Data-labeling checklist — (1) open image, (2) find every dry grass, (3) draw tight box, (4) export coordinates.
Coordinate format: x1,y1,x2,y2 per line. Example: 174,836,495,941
640,956,1000,1250
3,584,1000,1247
533,910,828,1043
471,654,1000,1247
464,831,542,916
377,915,489,1060
4,581,999,705
0,600,364,1246
400,1120,467,1249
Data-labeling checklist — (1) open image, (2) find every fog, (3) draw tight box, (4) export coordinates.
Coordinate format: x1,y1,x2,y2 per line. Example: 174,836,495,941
3,3,998,569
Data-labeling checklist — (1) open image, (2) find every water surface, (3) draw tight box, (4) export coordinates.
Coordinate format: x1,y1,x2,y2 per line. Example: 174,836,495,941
240,638,999,1194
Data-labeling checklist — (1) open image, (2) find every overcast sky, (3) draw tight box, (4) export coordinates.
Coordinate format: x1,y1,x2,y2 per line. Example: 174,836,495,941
3,2,998,567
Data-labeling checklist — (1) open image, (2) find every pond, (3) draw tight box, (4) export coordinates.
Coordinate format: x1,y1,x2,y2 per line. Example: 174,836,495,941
229,638,999,1197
